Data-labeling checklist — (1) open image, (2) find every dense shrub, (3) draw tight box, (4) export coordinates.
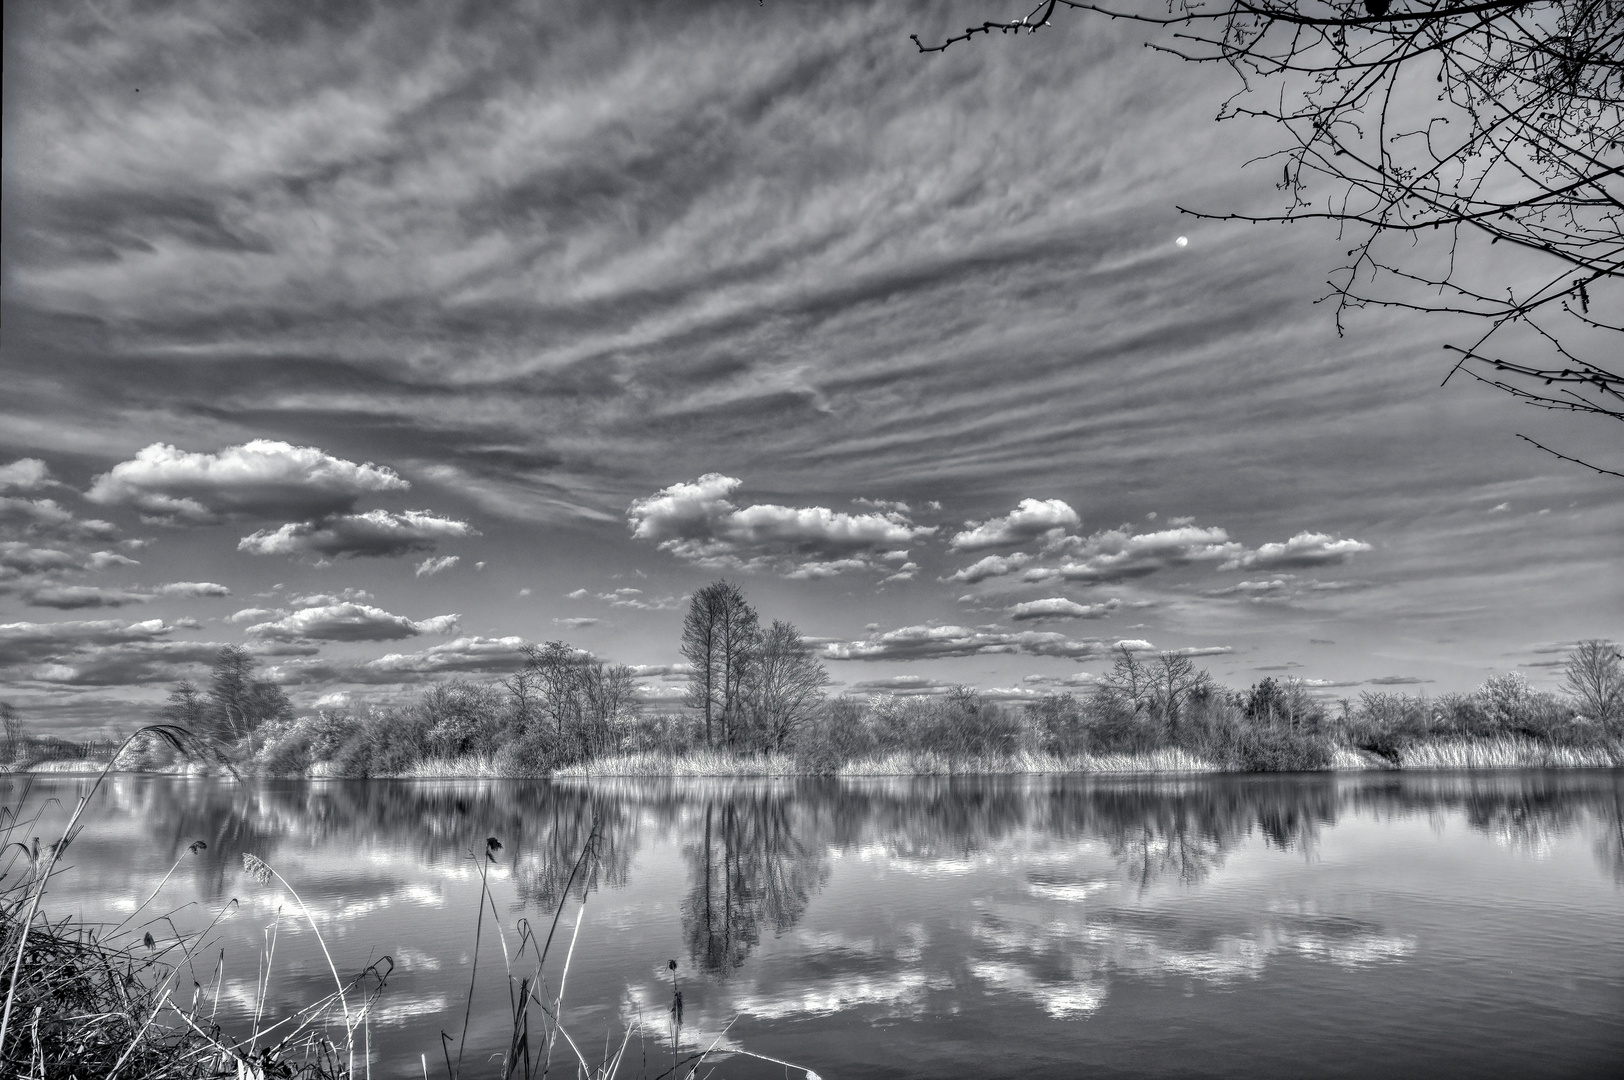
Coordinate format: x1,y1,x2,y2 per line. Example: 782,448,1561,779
794,696,878,774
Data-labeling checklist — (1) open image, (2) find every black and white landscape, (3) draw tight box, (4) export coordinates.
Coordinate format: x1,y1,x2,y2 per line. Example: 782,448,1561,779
2,2,1621,1078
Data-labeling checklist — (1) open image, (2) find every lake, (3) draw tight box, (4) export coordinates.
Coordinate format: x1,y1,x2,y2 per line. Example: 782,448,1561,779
10,770,1623,1078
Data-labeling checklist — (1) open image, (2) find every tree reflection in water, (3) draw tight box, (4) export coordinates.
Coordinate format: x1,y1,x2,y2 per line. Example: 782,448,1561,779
21,768,1619,932
681,790,829,973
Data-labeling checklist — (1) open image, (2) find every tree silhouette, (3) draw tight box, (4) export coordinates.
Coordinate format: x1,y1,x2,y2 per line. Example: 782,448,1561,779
916,1,1622,475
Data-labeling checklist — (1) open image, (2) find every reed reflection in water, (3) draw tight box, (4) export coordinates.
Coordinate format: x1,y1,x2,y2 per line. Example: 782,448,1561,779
11,770,1623,1079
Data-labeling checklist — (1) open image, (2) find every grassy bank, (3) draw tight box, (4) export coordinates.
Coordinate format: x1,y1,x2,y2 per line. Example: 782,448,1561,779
15,738,1623,779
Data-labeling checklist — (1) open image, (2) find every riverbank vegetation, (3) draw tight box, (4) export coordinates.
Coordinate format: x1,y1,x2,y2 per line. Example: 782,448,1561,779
4,586,1620,779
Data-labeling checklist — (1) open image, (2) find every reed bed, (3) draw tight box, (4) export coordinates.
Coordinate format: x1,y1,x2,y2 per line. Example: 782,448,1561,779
837,747,1220,776
1396,737,1624,770
1328,746,1396,771
552,750,801,778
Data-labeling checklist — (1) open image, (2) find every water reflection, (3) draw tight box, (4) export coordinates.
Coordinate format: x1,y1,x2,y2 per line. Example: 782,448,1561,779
5,769,1620,1078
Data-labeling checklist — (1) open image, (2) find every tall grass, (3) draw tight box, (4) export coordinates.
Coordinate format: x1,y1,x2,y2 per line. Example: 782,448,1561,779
837,747,1220,776
553,750,801,778
1396,737,1624,770
2,745,817,1080
0,727,387,1078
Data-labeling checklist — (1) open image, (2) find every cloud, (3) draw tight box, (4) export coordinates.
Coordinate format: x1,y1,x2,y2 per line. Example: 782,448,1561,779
415,555,460,577
86,440,409,524
244,602,460,642
627,474,934,577
227,607,279,624
0,618,222,685
0,498,118,541
950,498,1080,552
848,675,955,696
320,635,531,683
158,581,231,598
1009,597,1125,622
571,587,681,610
1219,532,1373,572
554,617,601,629
1023,525,1241,584
1364,675,1435,686
0,542,83,580
820,624,1143,662
1203,578,1293,597
23,586,153,610
0,459,53,491
20,579,230,609
239,509,476,559
627,663,695,679
946,553,1032,584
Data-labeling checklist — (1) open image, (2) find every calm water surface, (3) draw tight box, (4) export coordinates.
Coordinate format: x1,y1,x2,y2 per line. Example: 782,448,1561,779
11,771,1624,1079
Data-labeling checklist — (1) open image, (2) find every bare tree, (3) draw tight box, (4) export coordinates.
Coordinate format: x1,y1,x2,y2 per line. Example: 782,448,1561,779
1148,652,1214,741
682,581,761,747
1563,638,1624,724
916,1,1623,474
524,640,590,743
748,620,831,751
1095,644,1156,715
0,701,22,764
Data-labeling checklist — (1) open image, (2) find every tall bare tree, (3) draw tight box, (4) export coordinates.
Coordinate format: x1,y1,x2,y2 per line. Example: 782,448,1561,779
682,581,761,747
916,1,1623,475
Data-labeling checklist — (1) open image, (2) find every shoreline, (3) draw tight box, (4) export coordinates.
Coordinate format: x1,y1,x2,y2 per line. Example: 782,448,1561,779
9,737,1622,780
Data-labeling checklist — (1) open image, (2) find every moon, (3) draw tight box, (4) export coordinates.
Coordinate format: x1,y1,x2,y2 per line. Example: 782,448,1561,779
1175,236,1189,247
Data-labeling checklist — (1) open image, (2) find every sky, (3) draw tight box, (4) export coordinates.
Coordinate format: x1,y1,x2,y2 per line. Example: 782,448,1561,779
3,0,1619,736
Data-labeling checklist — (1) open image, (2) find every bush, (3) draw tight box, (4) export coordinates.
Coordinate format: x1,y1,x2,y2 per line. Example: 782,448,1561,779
1230,727,1333,772
794,697,876,774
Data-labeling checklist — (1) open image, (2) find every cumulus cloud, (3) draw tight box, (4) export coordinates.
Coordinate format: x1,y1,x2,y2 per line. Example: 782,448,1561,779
848,675,955,696
158,581,231,598
0,459,53,491
945,552,1033,584
0,618,222,685
415,555,460,577
627,474,934,577
21,579,231,609
1008,597,1132,622
325,635,531,683
821,624,1145,662
239,509,476,559
1219,532,1372,571
86,440,409,524
950,498,1080,552
245,602,459,643
554,617,600,629
23,586,152,610
1024,525,1241,584
0,498,118,541
0,542,83,580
